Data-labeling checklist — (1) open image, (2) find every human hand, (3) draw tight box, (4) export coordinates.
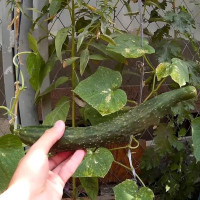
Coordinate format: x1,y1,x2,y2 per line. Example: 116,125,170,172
0,120,86,200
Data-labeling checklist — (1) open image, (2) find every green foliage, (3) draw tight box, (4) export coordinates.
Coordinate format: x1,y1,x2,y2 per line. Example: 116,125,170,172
43,97,70,125
74,67,127,116
141,123,200,200
74,148,114,177
192,117,200,162
114,179,154,200
0,135,24,193
80,177,98,200
107,34,155,58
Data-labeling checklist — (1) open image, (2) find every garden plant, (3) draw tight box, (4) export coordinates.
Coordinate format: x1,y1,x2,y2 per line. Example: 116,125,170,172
1,0,200,199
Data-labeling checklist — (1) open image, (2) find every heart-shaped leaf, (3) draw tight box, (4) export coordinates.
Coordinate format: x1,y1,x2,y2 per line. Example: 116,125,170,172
0,134,24,193
43,96,70,126
156,58,189,87
74,148,114,177
74,66,127,116
107,34,155,58
114,180,154,200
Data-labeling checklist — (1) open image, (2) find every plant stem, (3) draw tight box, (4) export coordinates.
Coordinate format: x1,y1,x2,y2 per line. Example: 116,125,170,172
144,77,166,102
71,0,77,199
144,55,155,71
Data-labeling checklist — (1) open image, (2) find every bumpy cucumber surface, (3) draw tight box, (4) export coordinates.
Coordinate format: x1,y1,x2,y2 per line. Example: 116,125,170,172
16,86,197,152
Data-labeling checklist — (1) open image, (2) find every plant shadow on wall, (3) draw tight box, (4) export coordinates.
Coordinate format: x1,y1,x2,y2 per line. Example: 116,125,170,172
1,0,200,199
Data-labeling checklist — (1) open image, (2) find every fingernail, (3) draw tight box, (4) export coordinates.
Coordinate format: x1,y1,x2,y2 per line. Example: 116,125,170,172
54,120,64,129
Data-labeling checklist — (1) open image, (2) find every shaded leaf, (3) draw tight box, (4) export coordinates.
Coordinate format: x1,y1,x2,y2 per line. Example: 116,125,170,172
164,8,195,33
82,105,127,125
156,40,182,63
192,117,200,162
107,34,155,58
89,54,108,61
64,57,79,67
49,0,69,16
74,148,114,177
43,96,70,125
37,76,69,101
80,177,98,200
0,134,24,193
55,27,70,61
26,53,45,91
74,66,127,116
114,180,154,200
80,48,90,76
100,34,116,45
91,42,125,63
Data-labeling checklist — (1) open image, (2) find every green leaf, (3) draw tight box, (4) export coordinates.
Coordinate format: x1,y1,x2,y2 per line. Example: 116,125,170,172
107,34,155,58
192,117,200,162
156,40,182,63
74,66,127,116
77,31,88,52
28,33,38,53
156,62,171,81
80,48,90,76
145,0,161,9
100,34,116,46
74,148,114,177
26,53,45,91
55,27,70,61
37,77,68,102
64,57,79,67
80,177,98,200
170,58,189,87
152,24,170,42
43,96,70,126
82,105,127,125
89,54,108,61
90,42,126,63
164,8,195,33
114,180,154,200
0,134,24,193
156,58,189,87
49,0,65,16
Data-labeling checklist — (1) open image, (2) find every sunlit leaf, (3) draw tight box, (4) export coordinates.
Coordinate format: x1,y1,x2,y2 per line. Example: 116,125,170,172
0,135,24,193
74,148,114,177
114,180,154,200
55,27,70,61
74,66,127,116
107,34,155,58
156,58,189,87
43,96,70,125
28,33,38,53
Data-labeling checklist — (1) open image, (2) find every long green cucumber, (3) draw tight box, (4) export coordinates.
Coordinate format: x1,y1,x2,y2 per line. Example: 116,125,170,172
16,86,197,152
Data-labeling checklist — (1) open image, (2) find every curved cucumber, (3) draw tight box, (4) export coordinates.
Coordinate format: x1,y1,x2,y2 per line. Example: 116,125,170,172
16,86,197,152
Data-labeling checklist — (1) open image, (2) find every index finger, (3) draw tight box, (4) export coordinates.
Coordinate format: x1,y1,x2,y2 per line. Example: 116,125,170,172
28,120,65,154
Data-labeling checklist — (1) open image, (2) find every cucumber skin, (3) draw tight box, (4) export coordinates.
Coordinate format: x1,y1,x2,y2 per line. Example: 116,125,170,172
16,86,197,152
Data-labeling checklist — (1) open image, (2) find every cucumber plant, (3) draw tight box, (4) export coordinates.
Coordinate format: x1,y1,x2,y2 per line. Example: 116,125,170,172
1,0,200,199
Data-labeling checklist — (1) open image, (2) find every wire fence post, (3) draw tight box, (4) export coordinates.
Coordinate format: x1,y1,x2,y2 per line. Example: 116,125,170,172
18,0,39,126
